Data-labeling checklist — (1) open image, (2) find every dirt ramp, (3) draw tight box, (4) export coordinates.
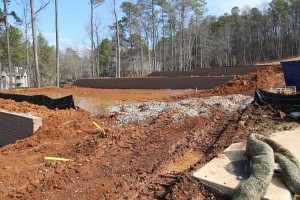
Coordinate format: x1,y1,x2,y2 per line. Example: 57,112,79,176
73,77,233,90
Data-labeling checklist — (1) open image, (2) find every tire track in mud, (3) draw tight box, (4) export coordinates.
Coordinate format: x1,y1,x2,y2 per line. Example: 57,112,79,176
118,113,205,199
134,109,244,199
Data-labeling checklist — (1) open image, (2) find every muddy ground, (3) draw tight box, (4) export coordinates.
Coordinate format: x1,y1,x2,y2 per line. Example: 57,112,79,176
0,66,299,199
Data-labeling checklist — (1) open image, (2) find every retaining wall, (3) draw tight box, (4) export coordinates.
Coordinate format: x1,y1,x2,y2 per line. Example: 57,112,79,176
0,110,42,147
148,66,265,77
73,77,233,90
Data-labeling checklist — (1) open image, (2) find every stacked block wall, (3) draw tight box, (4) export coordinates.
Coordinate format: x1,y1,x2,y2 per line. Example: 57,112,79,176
0,110,42,147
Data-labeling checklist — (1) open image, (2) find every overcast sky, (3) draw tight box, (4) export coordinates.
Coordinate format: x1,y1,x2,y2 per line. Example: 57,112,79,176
9,0,271,50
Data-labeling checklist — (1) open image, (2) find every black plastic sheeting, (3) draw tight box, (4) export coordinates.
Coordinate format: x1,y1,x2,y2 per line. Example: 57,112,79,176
0,93,76,110
254,88,300,107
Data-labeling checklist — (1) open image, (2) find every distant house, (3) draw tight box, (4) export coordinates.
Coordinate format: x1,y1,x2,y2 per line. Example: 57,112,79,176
15,67,29,88
0,67,29,90
0,69,9,90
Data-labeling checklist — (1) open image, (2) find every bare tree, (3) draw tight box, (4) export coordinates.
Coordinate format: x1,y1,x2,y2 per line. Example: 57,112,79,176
90,0,104,78
113,0,121,78
29,0,50,88
30,0,40,87
90,0,94,78
151,0,156,71
55,0,60,87
94,15,102,77
17,0,31,83
3,0,12,89
0,62,2,90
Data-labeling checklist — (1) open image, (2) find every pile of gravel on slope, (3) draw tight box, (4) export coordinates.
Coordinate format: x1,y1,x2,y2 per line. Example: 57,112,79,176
107,94,253,125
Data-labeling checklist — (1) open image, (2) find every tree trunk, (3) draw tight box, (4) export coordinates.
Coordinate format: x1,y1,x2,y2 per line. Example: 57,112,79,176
4,0,13,89
113,0,121,78
151,0,156,71
30,0,41,88
55,0,60,87
170,29,174,71
0,62,2,90
162,8,165,71
139,29,144,76
90,0,95,78
25,23,30,86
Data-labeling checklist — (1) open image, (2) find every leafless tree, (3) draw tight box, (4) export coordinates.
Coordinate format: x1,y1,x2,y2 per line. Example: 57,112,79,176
3,0,12,89
90,0,104,78
30,0,50,88
55,0,60,87
113,0,121,78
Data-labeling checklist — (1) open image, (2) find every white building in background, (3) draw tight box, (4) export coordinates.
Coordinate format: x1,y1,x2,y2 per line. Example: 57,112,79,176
0,67,29,90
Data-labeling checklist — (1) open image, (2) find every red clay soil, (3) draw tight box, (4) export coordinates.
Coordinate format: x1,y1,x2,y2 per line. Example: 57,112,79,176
0,66,298,200
175,66,284,100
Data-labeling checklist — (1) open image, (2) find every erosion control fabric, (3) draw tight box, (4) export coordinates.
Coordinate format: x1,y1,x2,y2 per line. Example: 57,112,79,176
254,88,300,107
0,93,76,110
233,134,300,199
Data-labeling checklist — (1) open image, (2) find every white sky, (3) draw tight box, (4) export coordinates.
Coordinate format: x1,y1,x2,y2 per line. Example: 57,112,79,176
206,0,271,16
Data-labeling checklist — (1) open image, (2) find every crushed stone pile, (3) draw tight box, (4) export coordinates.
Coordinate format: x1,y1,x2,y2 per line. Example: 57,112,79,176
107,94,253,125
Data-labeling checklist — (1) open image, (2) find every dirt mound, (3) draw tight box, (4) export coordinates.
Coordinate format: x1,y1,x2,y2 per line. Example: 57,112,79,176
174,66,284,100
213,66,284,95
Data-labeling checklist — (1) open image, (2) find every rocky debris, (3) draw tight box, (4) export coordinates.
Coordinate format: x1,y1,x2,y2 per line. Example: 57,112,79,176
107,94,253,125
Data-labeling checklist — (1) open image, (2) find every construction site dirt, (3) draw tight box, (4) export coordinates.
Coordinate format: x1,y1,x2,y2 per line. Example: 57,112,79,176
0,66,299,199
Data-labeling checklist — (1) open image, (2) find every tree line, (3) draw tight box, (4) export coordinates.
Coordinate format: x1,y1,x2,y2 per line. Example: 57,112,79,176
1,0,300,88
117,0,300,74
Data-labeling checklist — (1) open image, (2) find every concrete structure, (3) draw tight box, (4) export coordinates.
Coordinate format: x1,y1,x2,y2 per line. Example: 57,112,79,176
0,110,42,147
270,126,300,161
193,126,300,200
1,67,29,90
148,66,265,77
73,76,233,90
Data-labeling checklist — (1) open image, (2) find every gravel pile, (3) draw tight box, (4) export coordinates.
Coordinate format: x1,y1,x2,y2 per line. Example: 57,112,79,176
107,94,253,125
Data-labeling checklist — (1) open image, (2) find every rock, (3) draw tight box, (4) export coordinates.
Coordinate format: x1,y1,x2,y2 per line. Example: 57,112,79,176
279,111,286,119
26,184,36,193
238,121,246,127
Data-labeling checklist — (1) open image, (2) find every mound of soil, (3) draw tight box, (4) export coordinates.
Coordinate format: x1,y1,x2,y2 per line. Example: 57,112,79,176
213,66,284,95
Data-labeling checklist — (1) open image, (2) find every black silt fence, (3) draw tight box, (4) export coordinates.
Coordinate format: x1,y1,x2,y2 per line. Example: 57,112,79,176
0,93,76,110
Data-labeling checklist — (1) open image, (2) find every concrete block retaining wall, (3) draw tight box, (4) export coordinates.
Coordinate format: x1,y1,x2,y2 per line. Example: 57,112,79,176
0,110,42,147
73,77,233,90
148,66,265,77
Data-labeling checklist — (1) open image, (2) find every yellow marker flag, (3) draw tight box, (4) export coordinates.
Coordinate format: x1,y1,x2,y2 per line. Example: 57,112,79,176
45,157,70,162
93,121,104,132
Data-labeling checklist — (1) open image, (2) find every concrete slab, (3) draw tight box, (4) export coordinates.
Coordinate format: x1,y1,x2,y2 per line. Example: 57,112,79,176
270,126,300,160
193,141,293,200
